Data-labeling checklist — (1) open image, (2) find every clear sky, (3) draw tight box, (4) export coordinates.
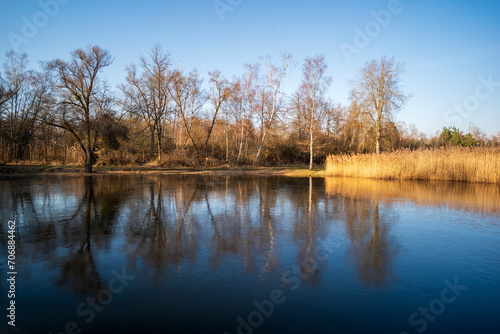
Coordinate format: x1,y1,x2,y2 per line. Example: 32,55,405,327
1,0,499,136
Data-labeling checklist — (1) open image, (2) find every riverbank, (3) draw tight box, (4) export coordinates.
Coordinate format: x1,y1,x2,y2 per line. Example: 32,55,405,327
0,164,326,178
4,147,500,184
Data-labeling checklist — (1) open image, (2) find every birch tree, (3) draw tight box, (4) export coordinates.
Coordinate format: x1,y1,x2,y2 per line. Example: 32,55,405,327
255,53,292,161
349,56,409,155
299,55,332,170
205,69,231,157
229,64,257,161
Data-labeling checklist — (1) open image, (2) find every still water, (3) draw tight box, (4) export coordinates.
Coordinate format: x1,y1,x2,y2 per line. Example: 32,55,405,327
0,175,499,334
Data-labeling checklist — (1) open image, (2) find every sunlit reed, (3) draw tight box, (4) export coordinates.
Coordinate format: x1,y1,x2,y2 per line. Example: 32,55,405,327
325,148,500,184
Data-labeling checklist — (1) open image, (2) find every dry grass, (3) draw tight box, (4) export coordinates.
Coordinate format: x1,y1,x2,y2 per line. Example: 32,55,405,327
325,147,500,184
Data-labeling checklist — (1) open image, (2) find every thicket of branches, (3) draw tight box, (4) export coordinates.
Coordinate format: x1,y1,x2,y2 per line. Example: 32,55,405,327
1,45,499,171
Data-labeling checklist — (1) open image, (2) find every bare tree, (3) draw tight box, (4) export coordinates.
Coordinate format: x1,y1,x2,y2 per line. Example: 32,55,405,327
168,69,206,157
1,51,53,160
289,89,307,141
349,56,409,155
299,55,332,170
204,70,231,158
120,44,172,162
229,64,257,161
0,53,22,112
46,45,114,173
469,123,486,146
0,78,15,110
2,51,29,156
324,103,344,138
255,53,293,162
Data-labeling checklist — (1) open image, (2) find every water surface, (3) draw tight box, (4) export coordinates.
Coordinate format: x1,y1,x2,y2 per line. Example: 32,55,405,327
0,175,499,334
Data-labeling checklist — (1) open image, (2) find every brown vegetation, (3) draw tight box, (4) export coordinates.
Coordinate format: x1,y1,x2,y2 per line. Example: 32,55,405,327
325,147,500,183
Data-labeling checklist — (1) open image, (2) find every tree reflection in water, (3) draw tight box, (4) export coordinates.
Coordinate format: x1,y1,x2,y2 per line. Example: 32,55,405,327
0,175,497,333
341,196,396,288
5,175,494,294
0,176,132,296
125,176,200,280
0,175,399,292
57,176,102,295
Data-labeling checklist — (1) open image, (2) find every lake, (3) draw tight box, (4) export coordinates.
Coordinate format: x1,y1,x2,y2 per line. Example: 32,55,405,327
0,175,499,334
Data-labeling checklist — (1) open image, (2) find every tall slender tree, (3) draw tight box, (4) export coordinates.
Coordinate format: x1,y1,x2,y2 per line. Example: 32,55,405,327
299,55,332,170
255,53,293,162
203,70,231,159
229,64,257,162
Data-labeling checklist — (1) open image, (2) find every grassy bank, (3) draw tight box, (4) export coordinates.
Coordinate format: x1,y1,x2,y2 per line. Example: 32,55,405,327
325,148,500,184
0,164,325,178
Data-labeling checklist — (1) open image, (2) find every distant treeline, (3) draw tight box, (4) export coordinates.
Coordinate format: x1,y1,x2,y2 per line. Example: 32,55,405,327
0,45,498,172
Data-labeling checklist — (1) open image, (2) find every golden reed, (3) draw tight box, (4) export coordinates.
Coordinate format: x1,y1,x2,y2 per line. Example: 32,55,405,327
325,147,500,184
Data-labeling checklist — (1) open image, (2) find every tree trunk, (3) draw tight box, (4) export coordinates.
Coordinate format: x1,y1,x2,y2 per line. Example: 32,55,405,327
84,147,93,173
178,111,199,159
237,121,244,161
376,127,381,155
84,156,93,173
203,109,221,159
150,129,156,157
255,127,268,162
225,124,229,164
309,109,315,171
375,115,381,155
309,127,314,171
157,128,162,163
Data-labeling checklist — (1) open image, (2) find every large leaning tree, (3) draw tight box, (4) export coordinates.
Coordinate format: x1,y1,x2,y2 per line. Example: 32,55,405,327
45,45,117,173
349,56,410,155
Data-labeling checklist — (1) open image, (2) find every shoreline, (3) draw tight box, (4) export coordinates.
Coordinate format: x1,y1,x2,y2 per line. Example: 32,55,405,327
2,163,498,184
0,164,326,178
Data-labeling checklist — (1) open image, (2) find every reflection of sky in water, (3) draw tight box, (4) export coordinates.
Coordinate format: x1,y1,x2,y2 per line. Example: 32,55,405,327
31,193,81,221
0,175,498,334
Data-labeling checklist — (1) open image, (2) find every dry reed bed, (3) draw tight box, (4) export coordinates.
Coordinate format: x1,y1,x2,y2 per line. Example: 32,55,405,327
325,148,500,184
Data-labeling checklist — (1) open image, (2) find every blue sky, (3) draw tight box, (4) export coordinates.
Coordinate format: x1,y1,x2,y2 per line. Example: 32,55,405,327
1,0,499,136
